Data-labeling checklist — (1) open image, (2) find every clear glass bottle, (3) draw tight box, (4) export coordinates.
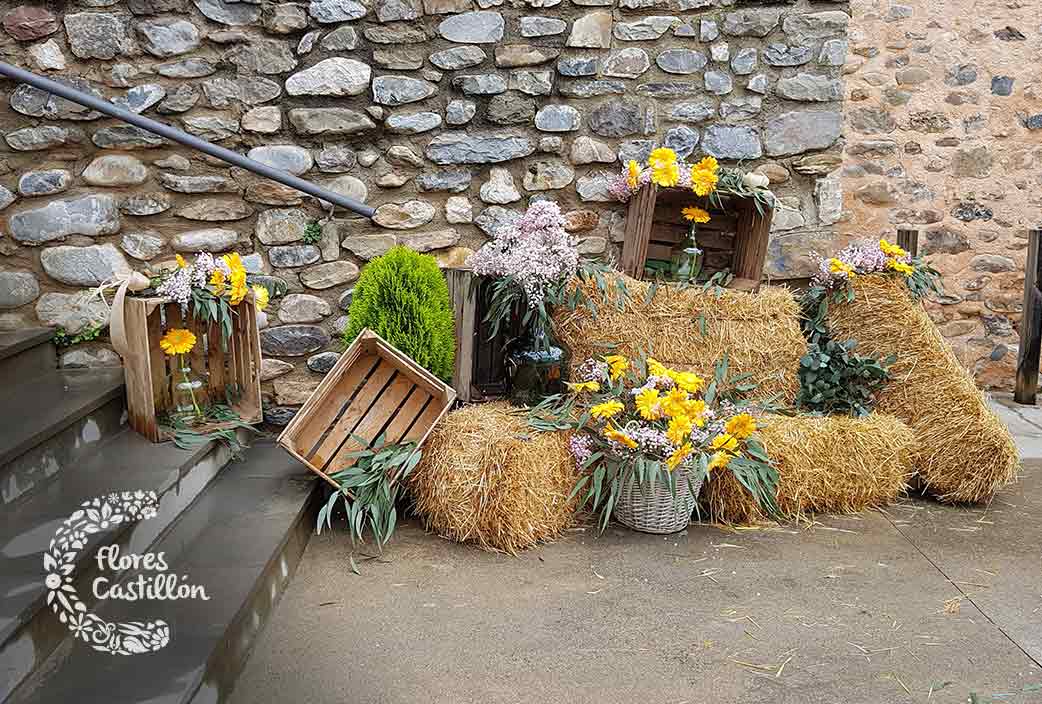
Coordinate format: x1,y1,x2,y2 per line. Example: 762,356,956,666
172,358,205,425
671,227,703,283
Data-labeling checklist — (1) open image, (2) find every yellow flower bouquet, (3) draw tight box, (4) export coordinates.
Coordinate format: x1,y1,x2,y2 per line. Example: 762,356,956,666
529,354,778,532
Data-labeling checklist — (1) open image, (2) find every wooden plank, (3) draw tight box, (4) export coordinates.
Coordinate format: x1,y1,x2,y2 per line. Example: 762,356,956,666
324,372,416,471
382,387,432,444
897,228,920,258
145,305,171,415
186,309,211,408
730,198,772,292
241,298,263,422
404,398,448,442
308,359,396,468
124,301,161,443
206,318,226,406
1015,228,1042,404
621,183,657,278
445,267,476,403
369,332,447,399
290,351,377,458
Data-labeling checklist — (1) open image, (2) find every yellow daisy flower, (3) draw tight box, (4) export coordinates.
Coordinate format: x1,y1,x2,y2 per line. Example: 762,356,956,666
647,358,669,378
590,400,624,419
669,370,704,394
710,433,738,453
603,425,637,449
689,166,719,197
568,380,600,393
828,258,855,277
603,354,629,380
879,238,908,259
707,451,732,474
725,413,757,440
886,259,914,276
647,147,678,170
175,253,187,268
252,285,270,312
694,156,719,174
159,327,196,356
210,268,227,296
626,160,641,189
666,442,693,471
682,205,711,223
635,388,662,420
683,398,707,426
661,387,690,418
651,161,681,188
666,414,693,445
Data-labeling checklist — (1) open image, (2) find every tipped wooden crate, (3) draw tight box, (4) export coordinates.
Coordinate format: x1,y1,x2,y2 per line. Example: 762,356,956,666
277,328,456,488
620,184,773,291
444,267,513,403
122,295,262,443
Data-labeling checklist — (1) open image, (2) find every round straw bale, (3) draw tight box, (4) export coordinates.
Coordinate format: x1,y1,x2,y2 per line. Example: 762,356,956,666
826,275,1019,504
704,413,915,525
552,273,805,404
409,402,579,554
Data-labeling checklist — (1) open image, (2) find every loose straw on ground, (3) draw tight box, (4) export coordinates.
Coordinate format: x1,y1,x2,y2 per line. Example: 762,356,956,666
827,275,1019,504
553,273,805,404
410,402,579,555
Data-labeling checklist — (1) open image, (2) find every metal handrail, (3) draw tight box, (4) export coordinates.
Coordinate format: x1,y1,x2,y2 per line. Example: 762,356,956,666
0,62,375,219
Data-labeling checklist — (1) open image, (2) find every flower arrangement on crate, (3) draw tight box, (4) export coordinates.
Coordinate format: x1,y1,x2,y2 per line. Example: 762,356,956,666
145,252,270,448
529,353,778,533
468,200,627,405
609,147,774,285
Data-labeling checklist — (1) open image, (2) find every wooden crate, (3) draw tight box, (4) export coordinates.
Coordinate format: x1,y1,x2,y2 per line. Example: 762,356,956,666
122,296,262,443
277,328,456,488
444,267,513,402
620,184,774,291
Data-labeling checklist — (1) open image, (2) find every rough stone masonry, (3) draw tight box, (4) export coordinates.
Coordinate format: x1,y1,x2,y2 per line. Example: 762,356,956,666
0,0,849,422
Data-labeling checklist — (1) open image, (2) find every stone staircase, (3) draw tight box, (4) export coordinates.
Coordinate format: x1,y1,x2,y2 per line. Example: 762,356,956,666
0,329,318,703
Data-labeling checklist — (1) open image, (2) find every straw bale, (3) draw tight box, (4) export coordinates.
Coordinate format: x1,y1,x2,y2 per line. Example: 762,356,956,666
552,274,805,404
704,413,914,525
827,275,1018,503
409,402,578,554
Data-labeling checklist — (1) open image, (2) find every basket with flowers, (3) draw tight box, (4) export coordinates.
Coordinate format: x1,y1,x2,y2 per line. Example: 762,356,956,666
111,251,271,444
530,354,778,533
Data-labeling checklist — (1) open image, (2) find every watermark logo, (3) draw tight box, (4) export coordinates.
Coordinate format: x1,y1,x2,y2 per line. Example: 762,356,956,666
45,491,209,656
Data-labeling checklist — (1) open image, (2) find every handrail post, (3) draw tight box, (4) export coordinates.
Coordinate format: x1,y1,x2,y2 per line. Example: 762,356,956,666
1014,228,1042,405
0,61,375,219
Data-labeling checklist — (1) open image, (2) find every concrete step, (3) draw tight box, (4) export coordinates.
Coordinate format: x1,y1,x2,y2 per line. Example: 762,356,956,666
8,441,316,704
0,329,55,386
0,369,125,506
0,430,241,701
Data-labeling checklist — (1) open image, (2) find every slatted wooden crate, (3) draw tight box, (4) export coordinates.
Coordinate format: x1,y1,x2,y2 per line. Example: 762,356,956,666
277,328,456,489
444,267,513,402
122,295,262,443
620,184,774,291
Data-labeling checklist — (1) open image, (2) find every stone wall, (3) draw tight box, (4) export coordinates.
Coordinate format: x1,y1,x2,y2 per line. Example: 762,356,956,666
841,0,1042,390
0,0,849,422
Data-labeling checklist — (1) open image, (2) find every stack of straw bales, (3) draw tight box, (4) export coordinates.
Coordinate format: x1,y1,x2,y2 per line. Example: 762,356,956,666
827,275,1019,504
409,403,579,554
552,274,806,404
704,413,915,524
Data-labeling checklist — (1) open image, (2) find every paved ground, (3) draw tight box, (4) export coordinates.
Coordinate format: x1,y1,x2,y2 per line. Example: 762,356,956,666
232,396,1042,704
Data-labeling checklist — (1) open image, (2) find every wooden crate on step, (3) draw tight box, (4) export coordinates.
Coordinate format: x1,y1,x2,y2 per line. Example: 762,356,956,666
620,184,774,292
277,328,456,489
122,295,262,443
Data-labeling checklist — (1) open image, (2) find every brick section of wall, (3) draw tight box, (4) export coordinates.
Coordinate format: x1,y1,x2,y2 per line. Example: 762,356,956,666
841,0,1042,390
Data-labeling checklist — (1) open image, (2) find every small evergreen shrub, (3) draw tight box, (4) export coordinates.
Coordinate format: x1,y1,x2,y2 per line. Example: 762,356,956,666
343,246,455,382
797,339,893,417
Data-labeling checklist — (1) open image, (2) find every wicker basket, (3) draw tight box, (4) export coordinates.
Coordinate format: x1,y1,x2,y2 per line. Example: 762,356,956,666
612,465,704,534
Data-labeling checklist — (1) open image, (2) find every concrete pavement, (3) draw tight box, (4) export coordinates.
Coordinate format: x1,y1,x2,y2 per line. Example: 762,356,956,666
231,398,1042,704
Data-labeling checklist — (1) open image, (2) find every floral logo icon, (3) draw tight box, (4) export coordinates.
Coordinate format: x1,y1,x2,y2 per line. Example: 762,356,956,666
44,491,170,656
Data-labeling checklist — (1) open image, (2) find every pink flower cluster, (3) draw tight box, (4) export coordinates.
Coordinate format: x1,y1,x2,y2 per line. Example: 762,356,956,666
468,201,580,308
812,239,912,288
156,252,231,311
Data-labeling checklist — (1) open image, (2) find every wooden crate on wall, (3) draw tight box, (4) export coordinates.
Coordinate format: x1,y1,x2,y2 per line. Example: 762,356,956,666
444,267,512,402
620,184,774,291
277,329,456,489
122,296,262,443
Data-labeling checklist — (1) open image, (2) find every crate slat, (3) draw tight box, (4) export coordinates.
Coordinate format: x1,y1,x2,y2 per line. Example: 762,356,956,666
278,328,457,488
